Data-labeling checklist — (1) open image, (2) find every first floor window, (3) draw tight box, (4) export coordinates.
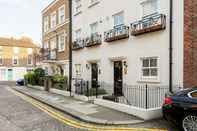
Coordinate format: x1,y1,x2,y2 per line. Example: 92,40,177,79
141,57,158,78
75,64,81,76
0,56,3,65
13,56,18,65
58,34,65,52
27,55,33,65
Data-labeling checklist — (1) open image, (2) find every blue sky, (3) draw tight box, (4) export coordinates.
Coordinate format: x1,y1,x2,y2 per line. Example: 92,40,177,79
0,0,53,46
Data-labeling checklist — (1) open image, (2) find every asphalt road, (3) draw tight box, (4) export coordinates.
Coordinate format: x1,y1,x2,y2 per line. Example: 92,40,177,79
0,85,178,131
0,85,87,131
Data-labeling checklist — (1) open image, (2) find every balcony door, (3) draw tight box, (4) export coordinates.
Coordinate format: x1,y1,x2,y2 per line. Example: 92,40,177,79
114,61,123,96
91,63,98,88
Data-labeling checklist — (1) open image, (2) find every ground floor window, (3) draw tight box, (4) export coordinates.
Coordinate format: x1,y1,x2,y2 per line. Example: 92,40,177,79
75,64,82,77
141,57,159,79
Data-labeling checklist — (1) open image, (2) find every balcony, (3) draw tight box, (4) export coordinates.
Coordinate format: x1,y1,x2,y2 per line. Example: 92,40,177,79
104,25,129,42
41,48,57,61
131,13,166,36
72,39,84,50
85,33,102,47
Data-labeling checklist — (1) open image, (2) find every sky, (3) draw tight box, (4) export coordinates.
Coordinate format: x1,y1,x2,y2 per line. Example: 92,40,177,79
0,0,53,46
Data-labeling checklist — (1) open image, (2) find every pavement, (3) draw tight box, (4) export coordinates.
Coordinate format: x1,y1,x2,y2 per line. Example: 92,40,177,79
0,83,179,131
12,86,144,125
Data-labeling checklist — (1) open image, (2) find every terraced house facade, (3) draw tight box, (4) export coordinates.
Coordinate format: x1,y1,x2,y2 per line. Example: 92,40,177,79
0,37,38,81
72,0,197,97
42,0,69,76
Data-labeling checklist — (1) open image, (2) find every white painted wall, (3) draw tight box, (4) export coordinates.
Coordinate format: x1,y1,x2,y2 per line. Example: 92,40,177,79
72,0,184,93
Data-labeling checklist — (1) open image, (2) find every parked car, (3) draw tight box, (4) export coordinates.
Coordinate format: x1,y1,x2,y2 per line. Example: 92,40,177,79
16,79,24,86
162,87,197,131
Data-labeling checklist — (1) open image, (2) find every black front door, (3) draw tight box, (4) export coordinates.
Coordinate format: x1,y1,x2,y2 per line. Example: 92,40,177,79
114,61,123,96
91,63,98,88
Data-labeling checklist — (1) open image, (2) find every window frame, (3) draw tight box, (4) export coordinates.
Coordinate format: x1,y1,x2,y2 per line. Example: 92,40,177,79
58,5,65,24
50,11,57,29
27,55,33,65
13,56,19,65
141,0,158,17
0,56,3,65
58,33,65,52
90,22,98,35
113,11,124,27
140,57,159,81
75,0,82,15
43,16,49,32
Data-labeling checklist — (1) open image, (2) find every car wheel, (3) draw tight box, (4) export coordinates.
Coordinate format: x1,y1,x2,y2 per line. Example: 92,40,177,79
182,114,197,131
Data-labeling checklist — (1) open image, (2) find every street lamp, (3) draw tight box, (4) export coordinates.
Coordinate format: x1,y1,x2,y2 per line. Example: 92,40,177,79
68,0,72,96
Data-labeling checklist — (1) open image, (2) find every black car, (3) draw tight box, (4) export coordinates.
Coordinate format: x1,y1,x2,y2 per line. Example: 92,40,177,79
162,87,197,131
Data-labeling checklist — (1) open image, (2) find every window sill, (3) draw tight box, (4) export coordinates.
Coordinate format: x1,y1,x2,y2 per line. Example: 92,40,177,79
58,50,65,53
88,1,100,8
137,78,160,84
74,11,82,16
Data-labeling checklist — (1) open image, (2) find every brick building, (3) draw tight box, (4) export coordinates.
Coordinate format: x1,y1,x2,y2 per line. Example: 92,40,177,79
0,37,39,81
41,0,69,76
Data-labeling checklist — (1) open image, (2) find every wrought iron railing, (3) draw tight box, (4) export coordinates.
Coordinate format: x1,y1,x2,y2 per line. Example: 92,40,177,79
104,25,129,42
85,33,102,47
72,39,84,50
42,48,57,61
131,13,166,36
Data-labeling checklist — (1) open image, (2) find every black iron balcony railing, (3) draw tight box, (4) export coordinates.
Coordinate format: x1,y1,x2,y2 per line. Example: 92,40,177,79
131,13,166,36
41,48,57,61
85,33,102,47
72,39,84,50
104,25,129,42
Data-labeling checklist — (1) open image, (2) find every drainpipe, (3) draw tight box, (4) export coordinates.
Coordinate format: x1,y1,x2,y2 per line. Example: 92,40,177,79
169,0,173,92
68,0,73,96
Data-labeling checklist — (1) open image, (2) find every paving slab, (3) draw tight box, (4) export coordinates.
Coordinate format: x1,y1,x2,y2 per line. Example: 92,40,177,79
12,86,144,125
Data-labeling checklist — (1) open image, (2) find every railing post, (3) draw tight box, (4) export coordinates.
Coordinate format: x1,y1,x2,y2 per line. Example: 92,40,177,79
96,82,98,98
80,79,83,95
145,84,148,109
86,81,89,97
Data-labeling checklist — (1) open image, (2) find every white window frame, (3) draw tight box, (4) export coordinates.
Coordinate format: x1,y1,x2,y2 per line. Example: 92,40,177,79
27,55,33,65
140,57,159,81
75,29,81,40
75,0,82,14
50,38,57,50
89,0,99,7
90,22,98,34
13,56,19,65
75,64,82,76
43,16,49,32
58,34,65,52
113,11,124,27
58,5,65,24
0,56,3,65
141,0,158,17
50,11,57,29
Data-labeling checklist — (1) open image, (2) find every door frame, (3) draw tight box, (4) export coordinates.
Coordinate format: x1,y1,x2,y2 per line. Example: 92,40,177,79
113,60,123,96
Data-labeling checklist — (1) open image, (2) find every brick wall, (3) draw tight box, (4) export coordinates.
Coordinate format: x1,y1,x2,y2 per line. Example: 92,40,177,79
184,0,197,88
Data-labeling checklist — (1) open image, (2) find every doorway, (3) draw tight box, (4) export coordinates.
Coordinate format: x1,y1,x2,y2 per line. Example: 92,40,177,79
114,61,123,96
7,69,13,81
91,63,98,88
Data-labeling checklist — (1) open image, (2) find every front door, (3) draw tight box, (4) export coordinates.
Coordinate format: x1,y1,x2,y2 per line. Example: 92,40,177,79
114,61,123,96
7,69,13,81
91,63,98,88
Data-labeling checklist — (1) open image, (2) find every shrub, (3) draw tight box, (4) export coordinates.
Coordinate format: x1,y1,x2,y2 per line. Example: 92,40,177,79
51,74,68,90
24,72,36,85
85,88,107,96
